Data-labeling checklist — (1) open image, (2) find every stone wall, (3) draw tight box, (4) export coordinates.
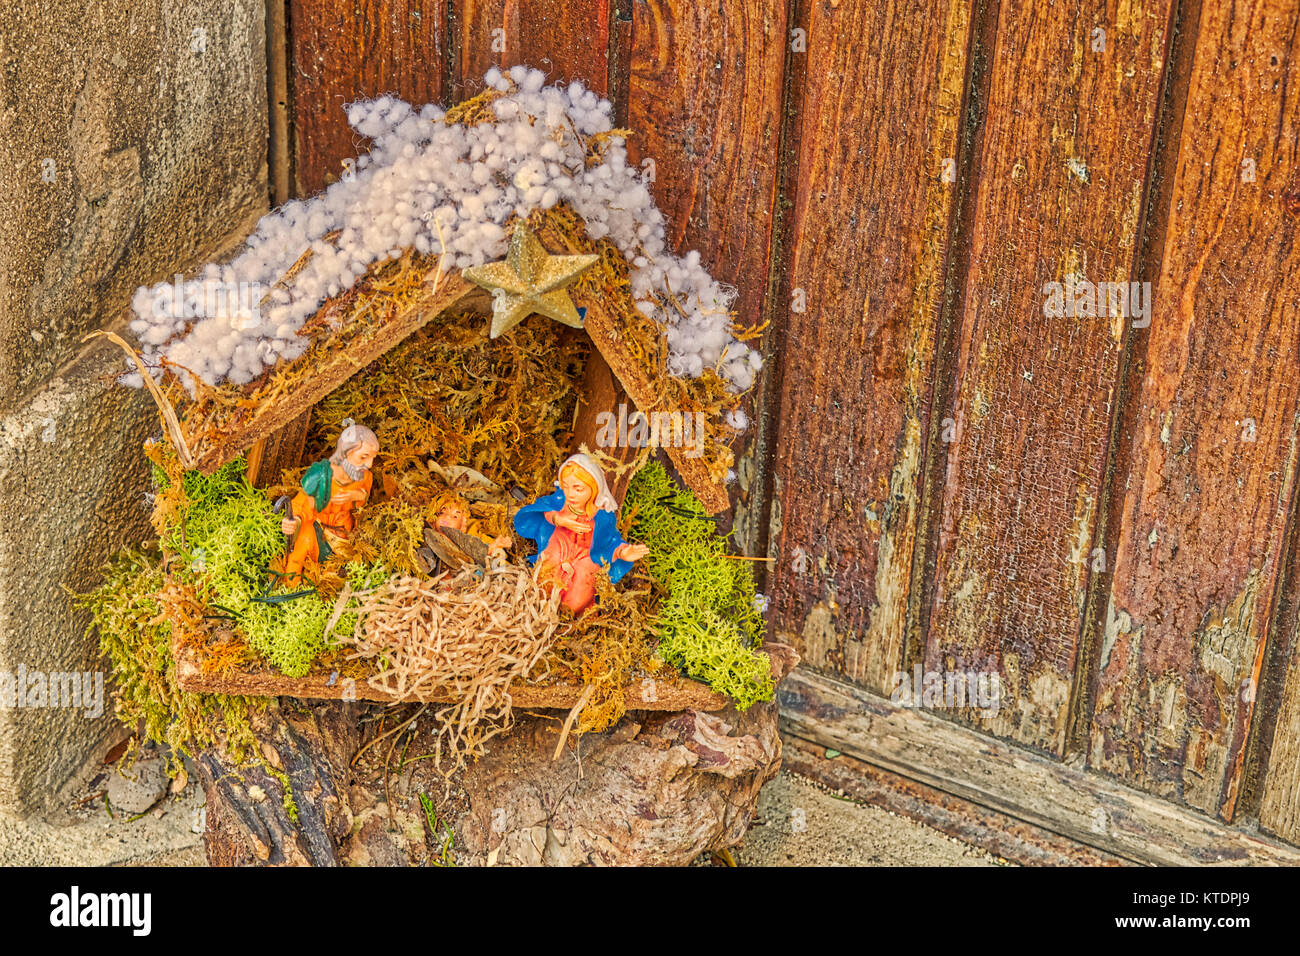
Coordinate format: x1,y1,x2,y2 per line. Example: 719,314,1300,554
0,1,268,815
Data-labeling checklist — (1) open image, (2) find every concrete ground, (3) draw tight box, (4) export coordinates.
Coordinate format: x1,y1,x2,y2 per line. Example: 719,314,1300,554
719,770,1005,866
2,764,1001,867
0,780,206,867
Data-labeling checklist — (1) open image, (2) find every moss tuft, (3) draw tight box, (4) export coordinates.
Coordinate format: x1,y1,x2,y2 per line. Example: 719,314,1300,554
622,462,772,710
70,547,263,768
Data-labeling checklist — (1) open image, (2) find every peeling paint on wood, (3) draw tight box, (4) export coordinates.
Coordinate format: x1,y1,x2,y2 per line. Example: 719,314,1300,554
926,0,1174,757
1088,0,1300,821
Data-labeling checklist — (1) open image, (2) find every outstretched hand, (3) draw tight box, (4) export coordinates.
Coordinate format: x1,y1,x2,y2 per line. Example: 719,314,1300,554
617,542,650,563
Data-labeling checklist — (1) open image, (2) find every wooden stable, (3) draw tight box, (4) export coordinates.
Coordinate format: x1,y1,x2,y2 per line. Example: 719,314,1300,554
236,0,1300,865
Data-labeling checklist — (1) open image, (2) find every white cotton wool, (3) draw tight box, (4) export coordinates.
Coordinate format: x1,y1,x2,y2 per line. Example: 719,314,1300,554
124,66,762,396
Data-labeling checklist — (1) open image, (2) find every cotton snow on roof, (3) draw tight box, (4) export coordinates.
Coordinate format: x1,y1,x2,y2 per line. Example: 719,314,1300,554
125,65,762,403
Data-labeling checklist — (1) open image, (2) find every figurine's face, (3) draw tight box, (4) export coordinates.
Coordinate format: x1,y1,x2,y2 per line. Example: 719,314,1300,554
346,440,378,471
560,469,594,512
437,504,468,531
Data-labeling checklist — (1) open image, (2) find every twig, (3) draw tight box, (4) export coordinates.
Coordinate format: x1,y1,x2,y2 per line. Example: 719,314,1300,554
83,330,196,468
553,683,595,761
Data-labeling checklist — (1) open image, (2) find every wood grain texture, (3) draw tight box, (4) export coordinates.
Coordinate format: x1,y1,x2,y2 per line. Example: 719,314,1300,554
780,734,1129,866
925,0,1174,755
244,410,312,488
625,0,788,526
1091,0,1300,820
1260,583,1300,842
625,0,786,333
766,0,974,693
289,0,449,196
780,667,1300,865
571,351,639,502
453,0,612,97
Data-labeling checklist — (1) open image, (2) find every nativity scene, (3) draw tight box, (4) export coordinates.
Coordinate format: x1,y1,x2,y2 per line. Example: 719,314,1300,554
79,66,795,864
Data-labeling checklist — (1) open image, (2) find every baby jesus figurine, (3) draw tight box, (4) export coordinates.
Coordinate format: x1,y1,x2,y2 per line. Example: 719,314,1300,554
513,453,649,614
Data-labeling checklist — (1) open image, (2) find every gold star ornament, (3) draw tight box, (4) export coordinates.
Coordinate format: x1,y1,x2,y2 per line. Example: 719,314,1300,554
461,224,601,338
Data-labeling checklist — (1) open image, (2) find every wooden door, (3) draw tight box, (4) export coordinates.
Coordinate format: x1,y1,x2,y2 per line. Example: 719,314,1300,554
274,0,1300,862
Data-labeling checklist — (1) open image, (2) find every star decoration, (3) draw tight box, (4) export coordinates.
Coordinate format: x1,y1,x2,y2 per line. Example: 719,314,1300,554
461,224,601,338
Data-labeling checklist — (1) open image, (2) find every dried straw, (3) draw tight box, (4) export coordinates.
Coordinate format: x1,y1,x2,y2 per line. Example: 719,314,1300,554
340,563,567,775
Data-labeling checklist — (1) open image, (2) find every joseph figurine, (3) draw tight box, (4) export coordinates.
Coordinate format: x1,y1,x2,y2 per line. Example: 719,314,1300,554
279,420,379,587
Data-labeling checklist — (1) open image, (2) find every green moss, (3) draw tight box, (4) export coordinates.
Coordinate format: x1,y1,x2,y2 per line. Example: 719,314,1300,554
622,463,773,710
70,547,264,769
166,459,390,677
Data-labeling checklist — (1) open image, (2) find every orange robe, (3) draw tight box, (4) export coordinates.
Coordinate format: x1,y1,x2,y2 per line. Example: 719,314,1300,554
282,468,372,586
536,518,601,614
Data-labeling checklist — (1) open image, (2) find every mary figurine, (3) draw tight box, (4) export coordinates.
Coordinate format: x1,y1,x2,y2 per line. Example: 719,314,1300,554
513,453,649,613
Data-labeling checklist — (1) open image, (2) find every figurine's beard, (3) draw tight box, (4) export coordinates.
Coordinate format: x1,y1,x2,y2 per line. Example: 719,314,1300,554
341,460,367,482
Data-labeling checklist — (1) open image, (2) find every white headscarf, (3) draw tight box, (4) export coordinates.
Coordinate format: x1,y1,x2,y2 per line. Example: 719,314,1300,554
557,453,618,514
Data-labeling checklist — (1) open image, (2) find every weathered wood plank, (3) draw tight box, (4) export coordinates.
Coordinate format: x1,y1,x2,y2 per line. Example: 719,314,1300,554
925,0,1175,755
289,0,449,196
172,626,734,710
780,734,1129,866
1259,552,1300,842
453,0,612,98
780,668,1300,865
766,0,974,692
1091,0,1300,820
624,0,788,525
626,0,786,338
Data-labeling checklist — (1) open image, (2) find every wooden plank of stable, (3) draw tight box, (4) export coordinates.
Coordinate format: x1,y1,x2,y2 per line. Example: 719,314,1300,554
779,668,1300,866
924,0,1175,756
779,733,1130,866
1091,0,1300,821
289,0,449,196
765,0,974,692
571,352,640,501
187,273,477,472
173,631,728,710
244,411,313,488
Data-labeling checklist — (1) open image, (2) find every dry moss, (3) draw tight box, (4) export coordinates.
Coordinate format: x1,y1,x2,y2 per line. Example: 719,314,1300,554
69,546,264,770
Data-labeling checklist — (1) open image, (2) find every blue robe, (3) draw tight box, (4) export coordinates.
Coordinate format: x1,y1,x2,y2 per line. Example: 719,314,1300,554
512,486,633,584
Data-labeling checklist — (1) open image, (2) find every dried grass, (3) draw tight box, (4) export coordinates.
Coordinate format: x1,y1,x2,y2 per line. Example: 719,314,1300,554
340,564,567,775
